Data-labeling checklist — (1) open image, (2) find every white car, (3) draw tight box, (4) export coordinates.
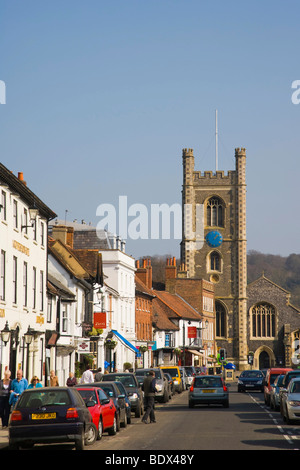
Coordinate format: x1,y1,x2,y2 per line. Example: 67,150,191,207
280,377,300,424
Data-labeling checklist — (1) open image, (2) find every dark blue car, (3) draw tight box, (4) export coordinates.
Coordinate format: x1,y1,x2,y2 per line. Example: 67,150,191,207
9,387,96,450
237,370,264,392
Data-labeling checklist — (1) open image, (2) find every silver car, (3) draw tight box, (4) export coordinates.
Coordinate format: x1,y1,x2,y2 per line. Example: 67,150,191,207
188,375,229,408
280,377,300,424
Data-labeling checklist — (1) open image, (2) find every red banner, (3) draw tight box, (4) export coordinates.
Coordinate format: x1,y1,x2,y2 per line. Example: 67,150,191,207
188,326,197,338
94,312,106,329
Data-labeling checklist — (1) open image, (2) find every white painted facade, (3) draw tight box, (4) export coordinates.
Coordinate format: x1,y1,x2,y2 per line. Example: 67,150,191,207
0,169,56,382
99,249,137,371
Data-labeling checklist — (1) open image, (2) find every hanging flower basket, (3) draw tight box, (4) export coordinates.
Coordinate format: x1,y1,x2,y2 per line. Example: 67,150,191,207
139,345,148,354
173,348,182,356
105,339,118,349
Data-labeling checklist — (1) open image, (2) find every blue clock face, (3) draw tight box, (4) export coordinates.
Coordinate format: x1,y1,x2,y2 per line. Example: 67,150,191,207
206,231,223,248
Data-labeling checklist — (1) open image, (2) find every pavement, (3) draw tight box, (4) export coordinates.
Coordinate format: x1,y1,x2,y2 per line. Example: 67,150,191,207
0,427,9,450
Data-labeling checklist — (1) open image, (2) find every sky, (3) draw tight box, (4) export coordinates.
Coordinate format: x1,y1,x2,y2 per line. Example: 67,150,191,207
0,1,300,259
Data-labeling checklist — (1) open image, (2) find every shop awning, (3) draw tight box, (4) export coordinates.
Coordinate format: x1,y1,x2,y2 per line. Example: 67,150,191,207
189,349,205,357
111,329,139,354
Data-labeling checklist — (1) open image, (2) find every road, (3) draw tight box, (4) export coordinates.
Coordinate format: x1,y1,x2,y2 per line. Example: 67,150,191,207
87,382,300,452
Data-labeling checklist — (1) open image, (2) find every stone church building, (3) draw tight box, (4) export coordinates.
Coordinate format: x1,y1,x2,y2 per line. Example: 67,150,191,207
180,147,300,370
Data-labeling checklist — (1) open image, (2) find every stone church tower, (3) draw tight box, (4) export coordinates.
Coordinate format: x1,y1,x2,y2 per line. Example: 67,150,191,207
180,147,248,369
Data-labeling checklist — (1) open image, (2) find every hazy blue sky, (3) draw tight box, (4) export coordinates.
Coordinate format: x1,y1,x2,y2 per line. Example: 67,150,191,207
0,1,299,258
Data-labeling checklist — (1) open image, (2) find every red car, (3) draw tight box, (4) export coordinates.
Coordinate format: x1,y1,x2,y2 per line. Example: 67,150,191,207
76,387,118,440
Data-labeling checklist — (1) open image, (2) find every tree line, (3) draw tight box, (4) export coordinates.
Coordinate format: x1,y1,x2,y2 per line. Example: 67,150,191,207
146,251,300,308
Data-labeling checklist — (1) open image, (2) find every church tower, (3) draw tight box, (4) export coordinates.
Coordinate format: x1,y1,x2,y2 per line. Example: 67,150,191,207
180,147,248,369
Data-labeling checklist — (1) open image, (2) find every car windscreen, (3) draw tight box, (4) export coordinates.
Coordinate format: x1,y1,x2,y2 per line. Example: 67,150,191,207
77,389,97,404
194,377,222,388
108,375,136,387
18,390,72,408
240,371,263,378
161,368,179,378
100,384,115,397
290,381,300,393
270,373,281,385
135,370,162,379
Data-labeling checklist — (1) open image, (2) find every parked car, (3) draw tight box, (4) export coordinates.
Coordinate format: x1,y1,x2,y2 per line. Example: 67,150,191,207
280,377,300,424
279,370,300,412
135,368,171,402
101,373,144,418
236,370,264,393
9,387,96,450
264,368,293,406
182,366,197,388
179,367,189,390
269,374,285,411
164,372,176,396
75,381,127,429
113,381,132,424
76,386,118,439
188,375,229,408
160,366,183,393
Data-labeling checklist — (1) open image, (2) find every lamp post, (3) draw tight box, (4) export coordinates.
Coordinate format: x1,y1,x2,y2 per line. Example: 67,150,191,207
1,321,11,346
1,322,11,377
24,326,34,380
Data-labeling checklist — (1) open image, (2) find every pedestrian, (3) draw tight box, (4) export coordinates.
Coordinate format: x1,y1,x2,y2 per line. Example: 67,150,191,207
141,370,157,424
94,367,103,382
80,365,94,384
0,369,12,428
50,370,59,386
66,372,77,387
28,376,43,389
9,369,28,409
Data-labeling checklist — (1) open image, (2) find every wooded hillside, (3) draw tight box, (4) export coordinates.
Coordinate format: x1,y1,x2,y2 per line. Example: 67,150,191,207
146,251,300,308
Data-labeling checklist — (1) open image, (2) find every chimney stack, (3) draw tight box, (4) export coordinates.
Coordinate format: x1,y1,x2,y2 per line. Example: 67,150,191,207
165,257,177,280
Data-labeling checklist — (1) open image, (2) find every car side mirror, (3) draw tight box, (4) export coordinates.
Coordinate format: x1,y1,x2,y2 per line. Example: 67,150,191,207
100,398,110,405
86,400,96,407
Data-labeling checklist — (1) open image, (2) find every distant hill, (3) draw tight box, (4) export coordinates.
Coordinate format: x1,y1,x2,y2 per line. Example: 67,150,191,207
145,251,300,308
247,250,300,308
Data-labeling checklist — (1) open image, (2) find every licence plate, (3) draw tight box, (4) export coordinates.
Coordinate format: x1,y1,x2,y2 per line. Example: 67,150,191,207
246,384,254,387
32,413,56,420
202,389,216,393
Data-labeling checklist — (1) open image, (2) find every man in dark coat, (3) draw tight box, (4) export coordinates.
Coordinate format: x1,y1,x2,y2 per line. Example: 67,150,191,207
141,370,156,424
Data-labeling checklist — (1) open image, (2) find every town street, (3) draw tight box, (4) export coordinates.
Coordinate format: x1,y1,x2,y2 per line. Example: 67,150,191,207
87,383,300,452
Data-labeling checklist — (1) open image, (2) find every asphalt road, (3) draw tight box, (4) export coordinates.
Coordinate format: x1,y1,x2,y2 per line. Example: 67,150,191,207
87,382,300,452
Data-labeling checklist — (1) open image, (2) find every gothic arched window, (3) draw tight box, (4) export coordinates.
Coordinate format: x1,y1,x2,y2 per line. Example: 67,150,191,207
206,197,224,227
216,301,226,338
210,251,221,271
251,303,276,338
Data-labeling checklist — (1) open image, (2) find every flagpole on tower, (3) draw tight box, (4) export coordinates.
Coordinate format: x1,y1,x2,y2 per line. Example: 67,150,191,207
215,109,218,172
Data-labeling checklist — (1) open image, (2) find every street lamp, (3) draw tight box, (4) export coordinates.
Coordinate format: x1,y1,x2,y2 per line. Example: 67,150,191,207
21,204,39,231
1,321,11,346
24,326,35,381
24,325,34,345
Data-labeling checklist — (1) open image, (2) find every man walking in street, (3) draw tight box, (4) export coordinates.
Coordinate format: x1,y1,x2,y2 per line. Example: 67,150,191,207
142,370,156,424
80,365,94,384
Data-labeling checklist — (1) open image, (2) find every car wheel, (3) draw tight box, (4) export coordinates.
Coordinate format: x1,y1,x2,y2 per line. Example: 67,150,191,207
188,401,194,408
97,418,103,440
127,411,131,424
121,411,127,428
75,429,85,451
85,423,97,446
108,415,117,435
285,407,293,425
163,389,169,403
223,400,229,408
135,404,141,418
